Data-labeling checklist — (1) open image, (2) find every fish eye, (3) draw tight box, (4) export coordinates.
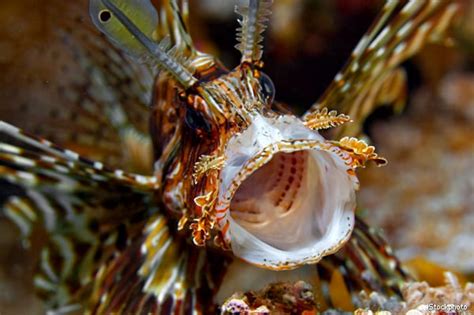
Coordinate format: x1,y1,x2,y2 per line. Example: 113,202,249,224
259,72,275,104
184,107,211,135
98,10,112,23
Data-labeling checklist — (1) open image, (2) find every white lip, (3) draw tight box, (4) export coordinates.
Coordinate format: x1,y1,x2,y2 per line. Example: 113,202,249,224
215,114,358,270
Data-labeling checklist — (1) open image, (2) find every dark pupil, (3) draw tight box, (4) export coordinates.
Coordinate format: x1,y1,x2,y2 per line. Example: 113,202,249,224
259,73,275,104
184,108,211,134
99,10,112,23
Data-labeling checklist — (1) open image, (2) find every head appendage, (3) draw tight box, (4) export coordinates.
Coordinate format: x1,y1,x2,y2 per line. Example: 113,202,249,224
235,0,272,64
101,0,197,88
156,0,195,55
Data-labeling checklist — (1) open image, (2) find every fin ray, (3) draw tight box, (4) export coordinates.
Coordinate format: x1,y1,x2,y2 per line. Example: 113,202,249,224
304,0,462,137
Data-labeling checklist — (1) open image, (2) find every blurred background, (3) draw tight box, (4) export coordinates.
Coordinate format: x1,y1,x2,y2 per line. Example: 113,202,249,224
0,0,472,313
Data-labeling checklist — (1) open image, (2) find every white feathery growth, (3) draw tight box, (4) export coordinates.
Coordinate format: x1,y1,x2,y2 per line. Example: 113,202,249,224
235,0,272,63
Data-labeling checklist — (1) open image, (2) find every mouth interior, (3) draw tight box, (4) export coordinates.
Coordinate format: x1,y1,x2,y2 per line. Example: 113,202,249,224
230,150,332,251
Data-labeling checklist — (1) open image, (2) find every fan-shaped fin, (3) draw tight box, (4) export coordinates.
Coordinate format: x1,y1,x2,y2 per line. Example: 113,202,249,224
0,122,160,311
89,0,159,62
316,216,412,307
90,0,197,88
304,0,462,137
88,215,229,314
0,121,159,191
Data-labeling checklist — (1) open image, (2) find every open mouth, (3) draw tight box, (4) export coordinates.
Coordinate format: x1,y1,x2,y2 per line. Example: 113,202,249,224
216,115,358,270
230,151,323,250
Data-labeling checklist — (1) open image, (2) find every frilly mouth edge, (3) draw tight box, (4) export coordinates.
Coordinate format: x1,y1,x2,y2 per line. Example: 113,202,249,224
214,115,358,270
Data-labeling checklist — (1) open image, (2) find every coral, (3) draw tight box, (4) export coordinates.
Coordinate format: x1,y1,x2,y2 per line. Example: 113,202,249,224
221,281,317,314
221,273,474,314
355,272,474,314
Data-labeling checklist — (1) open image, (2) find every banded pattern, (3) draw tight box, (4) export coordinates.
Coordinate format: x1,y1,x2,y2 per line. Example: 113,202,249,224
0,124,228,313
304,0,462,137
0,127,415,312
0,0,461,313
0,122,158,191
3,192,126,311
156,0,196,56
88,214,230,314
235,0,273,63
94,0,198,88
304,107,352,131
0,1,225,313
198,67,265,124
0,121,158,311
318,217,412,303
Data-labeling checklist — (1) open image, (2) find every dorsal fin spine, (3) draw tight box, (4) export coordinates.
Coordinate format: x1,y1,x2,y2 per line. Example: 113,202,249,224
101,0,197,88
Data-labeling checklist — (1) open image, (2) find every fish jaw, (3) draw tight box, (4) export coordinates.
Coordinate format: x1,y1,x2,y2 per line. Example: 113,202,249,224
215,113,359,270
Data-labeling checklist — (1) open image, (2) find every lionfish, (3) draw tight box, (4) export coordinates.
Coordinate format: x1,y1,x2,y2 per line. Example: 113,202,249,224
0,0,460,313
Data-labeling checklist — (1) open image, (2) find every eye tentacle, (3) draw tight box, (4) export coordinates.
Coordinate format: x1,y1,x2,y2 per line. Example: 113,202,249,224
101,0,197,88
235,0,272,64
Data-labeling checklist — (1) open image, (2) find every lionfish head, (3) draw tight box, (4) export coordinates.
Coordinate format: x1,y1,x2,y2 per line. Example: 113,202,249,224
90,0,386,270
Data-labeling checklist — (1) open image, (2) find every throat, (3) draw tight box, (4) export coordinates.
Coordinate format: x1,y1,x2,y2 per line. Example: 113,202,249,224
230,151,324,250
